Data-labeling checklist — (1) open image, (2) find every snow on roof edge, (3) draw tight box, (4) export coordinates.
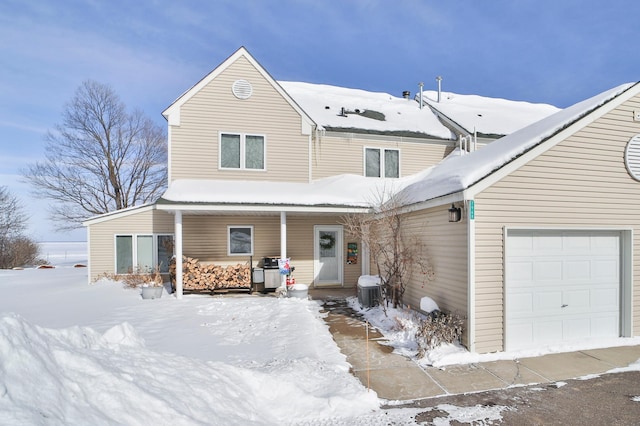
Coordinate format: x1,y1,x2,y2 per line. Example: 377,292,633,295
396,82,639,206
160,171,436,209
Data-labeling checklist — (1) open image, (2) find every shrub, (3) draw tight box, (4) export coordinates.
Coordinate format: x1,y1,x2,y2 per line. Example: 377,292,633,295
0,236,43,269
415,311,464,357
95,267,163,288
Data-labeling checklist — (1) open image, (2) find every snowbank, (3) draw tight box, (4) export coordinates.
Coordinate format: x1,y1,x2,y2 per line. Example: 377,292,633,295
349,296,640,369
420,296,439,313
0,267,379,425
0,314,377,425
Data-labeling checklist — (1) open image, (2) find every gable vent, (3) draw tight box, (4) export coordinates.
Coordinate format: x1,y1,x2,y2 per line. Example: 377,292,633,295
625,134,640,181
232,79,253,99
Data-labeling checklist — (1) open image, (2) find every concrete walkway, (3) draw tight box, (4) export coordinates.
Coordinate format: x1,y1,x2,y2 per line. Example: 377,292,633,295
311,289,640,401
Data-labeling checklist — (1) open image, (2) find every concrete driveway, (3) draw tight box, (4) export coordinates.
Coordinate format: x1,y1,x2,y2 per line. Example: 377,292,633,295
315,290,640,402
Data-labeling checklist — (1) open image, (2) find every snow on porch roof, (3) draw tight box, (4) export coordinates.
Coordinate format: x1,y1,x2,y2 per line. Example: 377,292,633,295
159,172,430,210
396,82,638,206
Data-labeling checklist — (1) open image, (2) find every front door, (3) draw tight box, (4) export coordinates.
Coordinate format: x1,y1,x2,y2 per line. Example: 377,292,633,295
314,225,343,286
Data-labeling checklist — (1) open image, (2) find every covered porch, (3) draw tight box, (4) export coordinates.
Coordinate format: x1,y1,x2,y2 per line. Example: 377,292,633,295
157,203,370,299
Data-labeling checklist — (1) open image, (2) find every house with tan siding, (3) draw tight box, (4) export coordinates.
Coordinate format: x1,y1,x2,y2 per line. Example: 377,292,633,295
87,46,640,354
395,82,640,352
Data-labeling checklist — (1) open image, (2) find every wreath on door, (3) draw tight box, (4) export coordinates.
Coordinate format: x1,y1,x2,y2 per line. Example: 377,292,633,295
319,234,336,250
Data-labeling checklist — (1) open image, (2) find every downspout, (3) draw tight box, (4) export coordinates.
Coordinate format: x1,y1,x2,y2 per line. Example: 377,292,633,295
466,198,476,352
175,210,183,299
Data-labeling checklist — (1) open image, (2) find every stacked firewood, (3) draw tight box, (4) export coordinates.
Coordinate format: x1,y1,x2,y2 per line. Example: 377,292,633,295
169,256,251,291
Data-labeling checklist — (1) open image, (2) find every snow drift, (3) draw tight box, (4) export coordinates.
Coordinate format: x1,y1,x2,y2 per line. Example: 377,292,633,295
0,313,378,425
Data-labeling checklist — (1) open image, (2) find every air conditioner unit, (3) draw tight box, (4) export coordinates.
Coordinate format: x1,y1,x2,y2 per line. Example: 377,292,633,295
357,283,380,308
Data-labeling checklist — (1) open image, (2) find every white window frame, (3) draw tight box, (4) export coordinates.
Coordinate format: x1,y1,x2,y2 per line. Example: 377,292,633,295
219,132,266,171
364,147,400,178
227,225,254,256
114,234,174,274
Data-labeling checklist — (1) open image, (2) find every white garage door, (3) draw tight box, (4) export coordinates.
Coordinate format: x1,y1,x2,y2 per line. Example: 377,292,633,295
505,230,621,351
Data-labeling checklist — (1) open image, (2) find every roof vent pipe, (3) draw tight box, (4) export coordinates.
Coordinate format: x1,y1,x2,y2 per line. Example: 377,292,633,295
418,82,424,109
402,90,411,99
436,76,442,103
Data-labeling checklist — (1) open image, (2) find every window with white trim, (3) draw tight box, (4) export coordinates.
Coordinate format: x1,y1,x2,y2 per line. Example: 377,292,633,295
115,234,174,274
220,133,265,170
228,226,254,256
365,147,399,178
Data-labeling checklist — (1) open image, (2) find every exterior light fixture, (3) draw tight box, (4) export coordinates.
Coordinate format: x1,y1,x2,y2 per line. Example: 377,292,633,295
448,203,461,222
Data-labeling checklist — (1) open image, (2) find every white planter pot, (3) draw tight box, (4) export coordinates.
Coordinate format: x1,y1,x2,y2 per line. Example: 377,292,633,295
141,286,163,299
287,284,309,299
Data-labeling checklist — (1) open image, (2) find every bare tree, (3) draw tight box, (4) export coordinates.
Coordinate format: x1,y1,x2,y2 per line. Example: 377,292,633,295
342,192,434,309
0,186,39,268
23,80,167,230
0,186,28,238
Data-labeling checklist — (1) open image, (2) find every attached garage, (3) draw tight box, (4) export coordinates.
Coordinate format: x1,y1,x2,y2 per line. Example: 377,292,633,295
395,82,640,352
505,229,629,351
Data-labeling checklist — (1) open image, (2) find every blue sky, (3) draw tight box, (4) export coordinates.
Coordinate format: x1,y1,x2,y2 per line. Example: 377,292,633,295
1,0,638,241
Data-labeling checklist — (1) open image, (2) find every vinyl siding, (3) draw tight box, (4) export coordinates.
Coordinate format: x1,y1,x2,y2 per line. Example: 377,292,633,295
170,56,310,182
473,93,640,353
87,208,174,282
401,205,469,344
180,214,359,287
313,132,455,179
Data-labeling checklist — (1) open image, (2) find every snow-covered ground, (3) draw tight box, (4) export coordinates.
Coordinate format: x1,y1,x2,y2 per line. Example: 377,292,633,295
1,243,639,425
38,241,88,267
348,298,640,369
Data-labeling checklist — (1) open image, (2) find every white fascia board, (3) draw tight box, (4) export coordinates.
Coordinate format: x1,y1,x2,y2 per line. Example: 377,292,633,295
166,107,180,127
82,204,155,226
301,120,313,136
156,204,370,214
466,83,640,198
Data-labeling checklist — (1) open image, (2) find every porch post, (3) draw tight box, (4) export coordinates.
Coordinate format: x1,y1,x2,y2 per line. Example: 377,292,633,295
280,211,287,289
175,210,183,300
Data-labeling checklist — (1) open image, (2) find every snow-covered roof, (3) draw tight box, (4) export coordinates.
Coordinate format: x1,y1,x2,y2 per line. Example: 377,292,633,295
421,90,561,137
396,82,638,205
160,83,638,211
280,81,559,140
279,81,453,139
159,174,425,209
